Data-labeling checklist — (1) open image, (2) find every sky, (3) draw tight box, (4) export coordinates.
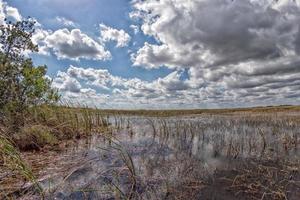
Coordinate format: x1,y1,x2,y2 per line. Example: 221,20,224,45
1,0,300,109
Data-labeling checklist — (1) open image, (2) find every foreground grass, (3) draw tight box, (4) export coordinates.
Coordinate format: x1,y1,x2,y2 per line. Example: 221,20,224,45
2,105,110,151
0,105,111,197
0,132,43,198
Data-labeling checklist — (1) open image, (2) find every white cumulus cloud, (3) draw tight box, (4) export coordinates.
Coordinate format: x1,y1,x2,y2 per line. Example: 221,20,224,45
0,0,22,24
45,28,111,61
100,23,131,47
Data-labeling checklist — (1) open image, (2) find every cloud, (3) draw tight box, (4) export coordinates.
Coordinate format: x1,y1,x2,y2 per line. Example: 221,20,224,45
130,24,139,34
52,65,197,108
29,25,112,60
132,42,202,69
55,16,77,27
155,71,189,92
52,71,82,93
0,2,110,62
0,0,22,24
52,60,300,108
0,1,6,25
128,0,300,107
100,23,131,47
131,0,296,68
31,29,52,55
6,6,22,21
52,68,113,107
45,28,111,60
66,65,118,90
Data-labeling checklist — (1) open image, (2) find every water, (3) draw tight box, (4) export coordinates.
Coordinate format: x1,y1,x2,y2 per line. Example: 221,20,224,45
7,112,300,199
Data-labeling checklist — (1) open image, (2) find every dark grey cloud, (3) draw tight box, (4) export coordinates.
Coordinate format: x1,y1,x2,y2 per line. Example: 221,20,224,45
191,0,283,66
132,0,298,68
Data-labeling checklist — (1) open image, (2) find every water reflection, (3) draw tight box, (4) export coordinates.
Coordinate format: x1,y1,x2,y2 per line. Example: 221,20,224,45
17,113,300,199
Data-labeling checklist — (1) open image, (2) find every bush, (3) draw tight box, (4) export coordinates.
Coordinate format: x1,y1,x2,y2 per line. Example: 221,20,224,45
0,18,59,131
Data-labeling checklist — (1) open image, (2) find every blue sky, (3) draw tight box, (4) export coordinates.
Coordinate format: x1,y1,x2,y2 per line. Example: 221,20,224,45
9,0,170,80
1,0,300,109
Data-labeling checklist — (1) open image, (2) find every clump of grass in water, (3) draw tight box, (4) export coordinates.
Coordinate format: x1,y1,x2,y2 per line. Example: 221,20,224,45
97,135,137,199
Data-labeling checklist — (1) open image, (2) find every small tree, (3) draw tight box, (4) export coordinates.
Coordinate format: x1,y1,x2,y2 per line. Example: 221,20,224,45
0,18,59,130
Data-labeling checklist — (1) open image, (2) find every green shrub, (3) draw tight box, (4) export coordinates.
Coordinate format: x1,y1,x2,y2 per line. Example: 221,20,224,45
0,18,59,132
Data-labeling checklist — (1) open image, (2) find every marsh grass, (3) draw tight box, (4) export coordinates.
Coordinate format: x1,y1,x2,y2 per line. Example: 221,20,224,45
1,106,299,199
91,105,300,117
7,104,111,150
139,114,299,199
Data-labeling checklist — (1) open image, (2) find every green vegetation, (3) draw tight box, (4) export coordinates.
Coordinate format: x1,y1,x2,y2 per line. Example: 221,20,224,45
0,18,59,132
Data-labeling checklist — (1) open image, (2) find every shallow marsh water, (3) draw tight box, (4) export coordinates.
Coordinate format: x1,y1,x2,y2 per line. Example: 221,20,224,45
2,112,300,199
